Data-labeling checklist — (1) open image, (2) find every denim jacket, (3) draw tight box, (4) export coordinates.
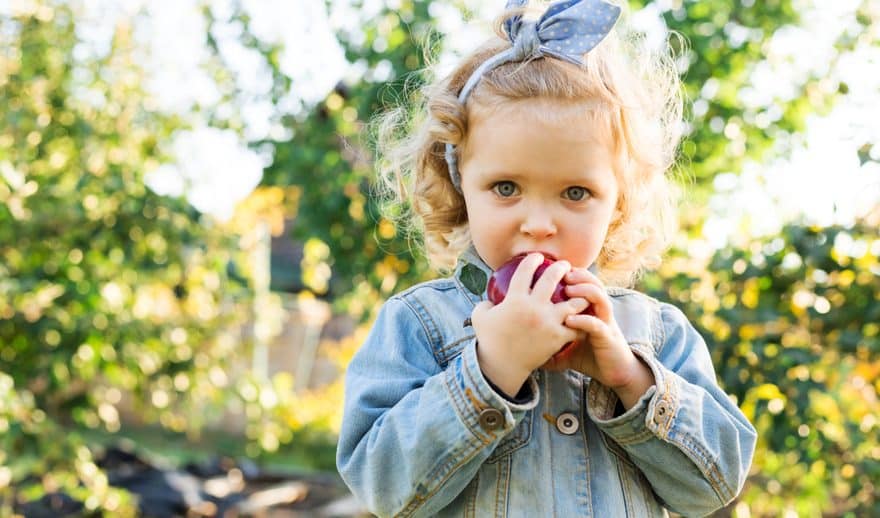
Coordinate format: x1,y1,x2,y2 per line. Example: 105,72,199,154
337,251,757,517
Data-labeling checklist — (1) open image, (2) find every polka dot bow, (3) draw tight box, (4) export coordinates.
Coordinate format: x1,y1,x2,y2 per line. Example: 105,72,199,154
444,0,621,192
504,0,620,65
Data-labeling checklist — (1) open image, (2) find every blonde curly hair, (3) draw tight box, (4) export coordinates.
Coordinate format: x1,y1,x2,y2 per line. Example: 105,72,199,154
373,4,684,287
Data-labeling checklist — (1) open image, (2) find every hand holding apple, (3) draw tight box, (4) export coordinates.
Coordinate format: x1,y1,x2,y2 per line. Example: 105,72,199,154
542,266,656,410
470,253,589,398
486,253,596,359
487,253,595,316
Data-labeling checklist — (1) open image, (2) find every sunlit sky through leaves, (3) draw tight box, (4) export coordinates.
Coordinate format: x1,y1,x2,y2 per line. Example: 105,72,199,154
6,0,878,239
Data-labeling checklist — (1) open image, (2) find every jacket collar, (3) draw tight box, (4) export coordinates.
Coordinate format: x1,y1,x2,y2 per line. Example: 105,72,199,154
453,246,493,304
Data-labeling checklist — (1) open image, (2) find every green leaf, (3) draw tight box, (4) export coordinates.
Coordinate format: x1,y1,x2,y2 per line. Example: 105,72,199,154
459,263,487,296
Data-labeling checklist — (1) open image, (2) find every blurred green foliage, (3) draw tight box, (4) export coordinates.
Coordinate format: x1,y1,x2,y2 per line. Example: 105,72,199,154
231,0,442,311
644,221,880,515
1,0,878,516
0,3,253,514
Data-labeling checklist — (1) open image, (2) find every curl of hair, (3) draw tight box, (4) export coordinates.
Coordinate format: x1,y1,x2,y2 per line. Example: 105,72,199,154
373,3,685,287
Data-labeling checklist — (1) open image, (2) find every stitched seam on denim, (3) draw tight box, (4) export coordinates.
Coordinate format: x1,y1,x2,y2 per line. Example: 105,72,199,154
630,344,678,439
398,408,512,517
616,459,634,517
396,386,487,517
606,286,640,297
668,434,731,504
547,374,559,518
658,373,679,439
633,464,655,514
656,303,670,356
461,352,534,461
599,425,632,463
463,347,521,447
393,277,457,298
648,298,663,353
613,429,656,446
394,294,442,370
445,360,489,443
466,471,479,517
580,379,594,518
651,301,666,355
397,438,483,517
398,294,444,365
463,347,529,418
438,334,476,357
462,349,492,416
495,455,510,518
485,411,531,463
668,429,733,502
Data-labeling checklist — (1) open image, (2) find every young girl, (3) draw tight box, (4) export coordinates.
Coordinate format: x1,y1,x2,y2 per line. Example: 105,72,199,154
337,0,757,515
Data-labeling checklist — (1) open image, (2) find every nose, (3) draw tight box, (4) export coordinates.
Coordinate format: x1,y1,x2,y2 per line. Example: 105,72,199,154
519,205,557,239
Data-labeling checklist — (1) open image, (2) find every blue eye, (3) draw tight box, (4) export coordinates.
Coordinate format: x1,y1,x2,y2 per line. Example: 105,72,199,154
564,186,589,201
493,181,518,197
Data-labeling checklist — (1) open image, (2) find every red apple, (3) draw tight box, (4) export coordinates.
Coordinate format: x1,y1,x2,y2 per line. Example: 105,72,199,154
487,253,567,305
487,253,594,360
487,253,591,314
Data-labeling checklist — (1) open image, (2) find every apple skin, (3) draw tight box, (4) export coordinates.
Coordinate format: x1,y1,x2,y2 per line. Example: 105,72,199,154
487,253,593,316
486,253,594,360
487,253,566,305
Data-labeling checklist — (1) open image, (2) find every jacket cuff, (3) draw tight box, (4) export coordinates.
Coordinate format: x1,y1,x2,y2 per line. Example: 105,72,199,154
443,339,539,442
586,343,679,444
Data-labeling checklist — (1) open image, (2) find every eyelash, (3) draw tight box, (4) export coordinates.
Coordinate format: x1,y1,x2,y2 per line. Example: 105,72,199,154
491,182,591,201
564,186,590,201
492,181,518,197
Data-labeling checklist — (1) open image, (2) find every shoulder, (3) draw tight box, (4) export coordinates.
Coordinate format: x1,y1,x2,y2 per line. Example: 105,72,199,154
391,276,475,318
605,286,692,353
605,286,660,346
376,276,477,365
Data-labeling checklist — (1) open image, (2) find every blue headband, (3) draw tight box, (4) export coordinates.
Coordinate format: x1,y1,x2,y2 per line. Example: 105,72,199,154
443,0,621,193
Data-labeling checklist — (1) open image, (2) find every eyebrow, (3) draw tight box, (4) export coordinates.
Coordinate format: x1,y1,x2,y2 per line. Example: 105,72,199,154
479,168,607,185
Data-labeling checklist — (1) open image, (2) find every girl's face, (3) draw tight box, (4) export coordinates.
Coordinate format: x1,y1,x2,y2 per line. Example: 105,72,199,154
460,99,619,271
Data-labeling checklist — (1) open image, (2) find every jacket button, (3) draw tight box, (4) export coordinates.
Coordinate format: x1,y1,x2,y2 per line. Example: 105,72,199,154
556,412,579,435
653,400,670,426
479,408,504,431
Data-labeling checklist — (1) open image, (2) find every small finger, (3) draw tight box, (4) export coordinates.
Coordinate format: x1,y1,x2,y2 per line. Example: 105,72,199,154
557,297,588,315
508,253,544,295
566,283,613,320
565,266,603,286
532,260,570,300
564,313,603,333
564,282,604,301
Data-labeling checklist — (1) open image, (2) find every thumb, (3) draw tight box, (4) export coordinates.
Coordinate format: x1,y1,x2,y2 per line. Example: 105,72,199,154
470,300,493,326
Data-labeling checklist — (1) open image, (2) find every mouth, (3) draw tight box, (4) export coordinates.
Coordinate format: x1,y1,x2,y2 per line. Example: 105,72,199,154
516,250,557,261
